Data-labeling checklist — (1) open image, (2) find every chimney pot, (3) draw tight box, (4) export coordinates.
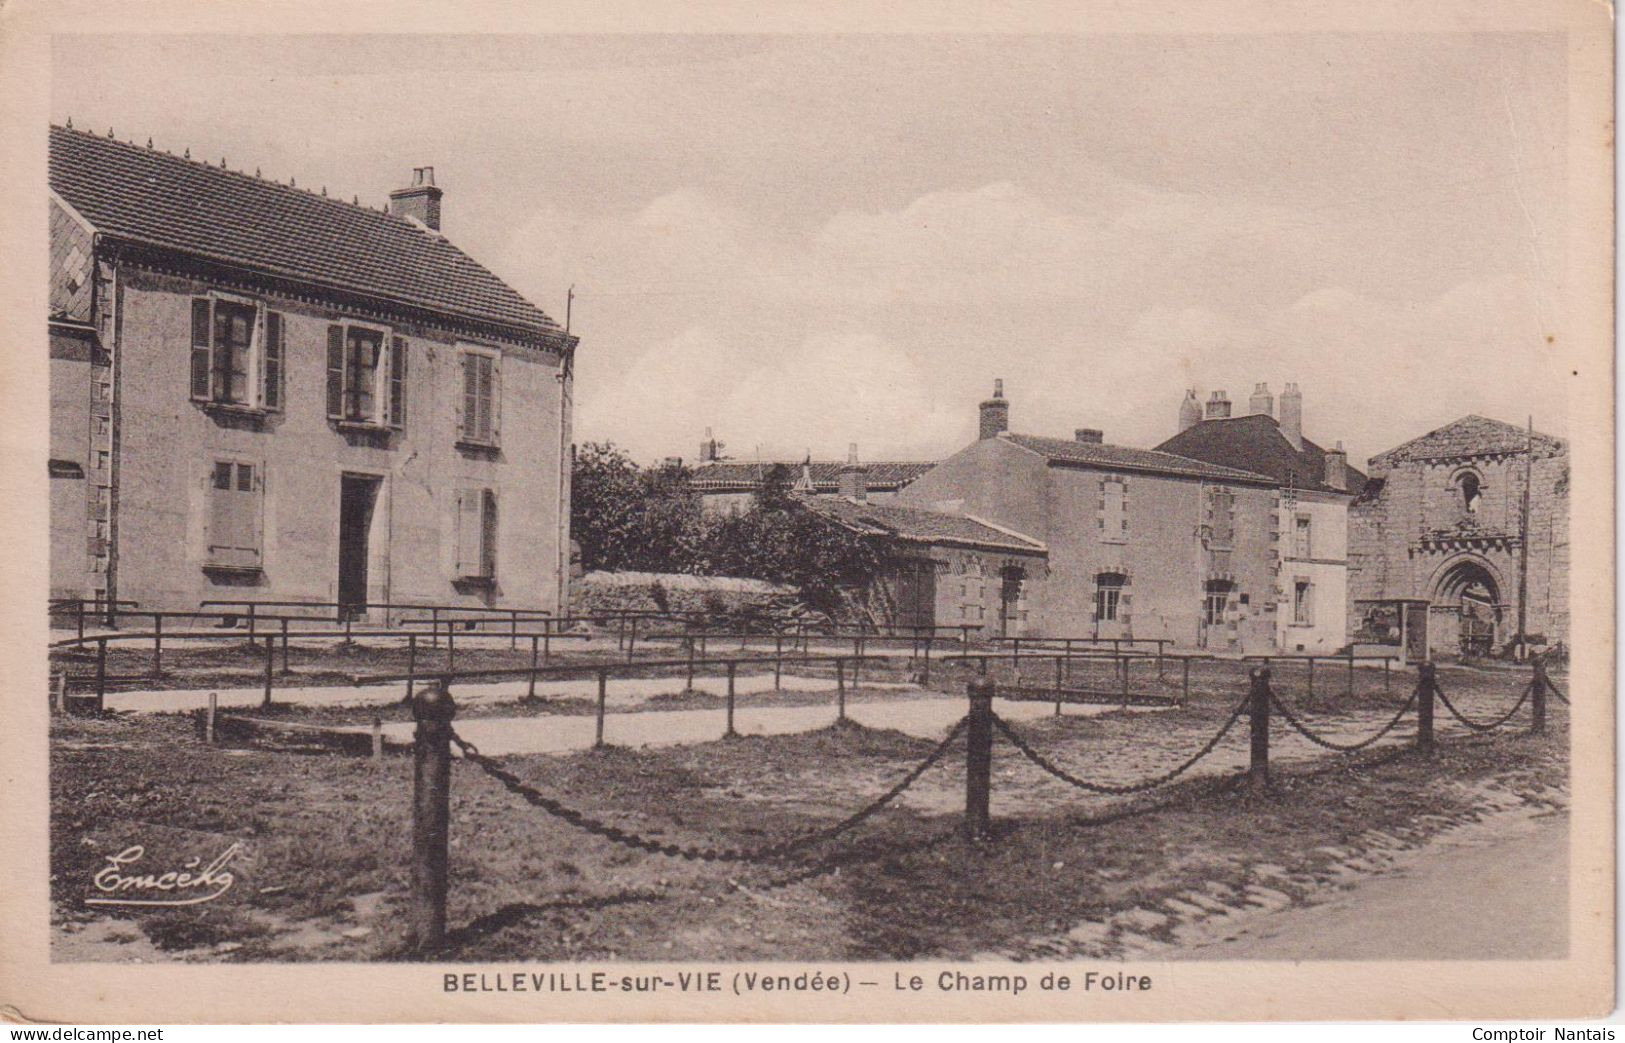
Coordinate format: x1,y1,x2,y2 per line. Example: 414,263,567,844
1249,382,1274,418
389,167,444,230
838,444,869,501
1280,382,1304,451
1324,439,1347,491
1204,390,1232,420
1177,389,1202,433
978,379,1010,440
1074,428,1103,444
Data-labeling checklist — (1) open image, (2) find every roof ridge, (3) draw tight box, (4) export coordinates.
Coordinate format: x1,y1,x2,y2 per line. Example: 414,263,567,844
52,123,400,220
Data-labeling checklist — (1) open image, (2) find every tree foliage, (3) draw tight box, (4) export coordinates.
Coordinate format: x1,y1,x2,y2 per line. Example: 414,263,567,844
570,446,882,618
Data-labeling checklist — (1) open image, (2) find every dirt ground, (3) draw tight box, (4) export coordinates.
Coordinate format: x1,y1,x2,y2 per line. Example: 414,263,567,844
50,659,1568,963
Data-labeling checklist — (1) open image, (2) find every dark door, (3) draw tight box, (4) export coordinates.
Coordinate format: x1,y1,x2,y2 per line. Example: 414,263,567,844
338,475,380,619
1403,602,1429,663
894,561,936,633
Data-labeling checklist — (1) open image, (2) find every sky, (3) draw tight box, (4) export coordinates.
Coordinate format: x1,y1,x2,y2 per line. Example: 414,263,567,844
52,32,1572,468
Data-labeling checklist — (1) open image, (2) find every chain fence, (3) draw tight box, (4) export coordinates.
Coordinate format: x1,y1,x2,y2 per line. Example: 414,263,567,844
1433,680,1535,732
1268,689,1419,752
447,716,967,866
990,696,1250,796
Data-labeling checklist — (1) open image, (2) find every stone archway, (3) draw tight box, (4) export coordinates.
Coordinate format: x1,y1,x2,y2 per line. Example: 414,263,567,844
1428,555,1505,658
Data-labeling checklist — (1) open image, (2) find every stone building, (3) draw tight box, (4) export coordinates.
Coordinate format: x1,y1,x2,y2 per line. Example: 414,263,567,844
897,382,1295,651
1349,415,1568,660
1155,381,1365,654
48,125,578,617
800,488,1047,635
687,430,934,516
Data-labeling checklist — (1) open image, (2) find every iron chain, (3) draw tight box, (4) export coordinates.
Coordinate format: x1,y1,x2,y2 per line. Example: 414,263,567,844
1268,690,1417,753
1433,681,1532,732
447,717,966,864
992,697,1248,796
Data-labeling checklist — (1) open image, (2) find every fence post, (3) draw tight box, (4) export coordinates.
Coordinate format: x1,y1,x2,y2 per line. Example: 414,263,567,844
408,681,455,953
923,636,932,684
54,670,67,715
510,611,519,651
247,603,257,642
836,658,847,721
406,634,417,702
965,677,995,840
725,662,738,738
371,715,384,762
262,636,275,707
528,635,539,700
281,617,291,674
1416,662,1435,754
205,691,217,744
1530,659,1548,735
77,599,86,643
543,621,552,663
1182,658,1191,702
626,617,637,664
446,628,455,673
595,669,608,749
1383,656,1391,692
1247,667,1271,792
152,613,163,676
773,636,783,691
1346,654,1355,699
686,637,697,691
1054,655,1064,715
95,636,107,714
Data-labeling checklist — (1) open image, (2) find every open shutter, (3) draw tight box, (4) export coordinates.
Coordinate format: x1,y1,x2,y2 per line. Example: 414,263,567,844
455,489,483,577
244,463,264,566
480,488,498,579
190,299,212,400
262,312,283,410
459,354,476,441
388,336,407,430
208,462,232,562
326,325,344,418
488,354,501,445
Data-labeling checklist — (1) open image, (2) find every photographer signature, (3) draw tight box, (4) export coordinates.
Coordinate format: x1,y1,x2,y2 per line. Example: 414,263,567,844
86,842,244,907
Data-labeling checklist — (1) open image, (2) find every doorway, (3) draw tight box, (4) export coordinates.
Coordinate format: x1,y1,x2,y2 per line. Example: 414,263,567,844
338,474,381,620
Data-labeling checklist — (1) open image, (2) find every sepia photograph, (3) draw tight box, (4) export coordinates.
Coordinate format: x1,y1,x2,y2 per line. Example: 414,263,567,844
0,0,1614,1025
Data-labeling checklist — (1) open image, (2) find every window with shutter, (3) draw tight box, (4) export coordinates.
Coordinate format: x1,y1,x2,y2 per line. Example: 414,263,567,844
458,348,499,446
455,488,484,578
261,312,283,411
326,325,345,418
207,460,262,570
389,336,407,429
190,299,212,400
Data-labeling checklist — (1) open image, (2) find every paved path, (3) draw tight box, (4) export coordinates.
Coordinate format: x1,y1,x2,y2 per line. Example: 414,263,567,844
105,670,915,714
364,695,1137,757
1177,812,1568,960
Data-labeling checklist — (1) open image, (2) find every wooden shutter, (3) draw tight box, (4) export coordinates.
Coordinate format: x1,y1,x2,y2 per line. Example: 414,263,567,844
261,311,284,410
480,488,498,578
388,336,407,429
208,462,261,568
326,325,344,418
460,354,477,441
190,299,212,400
488,354,501,444
455,489,483,577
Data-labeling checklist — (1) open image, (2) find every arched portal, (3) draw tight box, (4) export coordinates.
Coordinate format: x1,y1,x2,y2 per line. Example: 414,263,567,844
1428,557,1504,658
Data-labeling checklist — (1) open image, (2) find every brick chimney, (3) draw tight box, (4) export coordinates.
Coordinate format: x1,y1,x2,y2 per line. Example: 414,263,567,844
1324,440,1347,491
1249,382,1274,417
1279,382,1303,450
837,443,868,502
1205,390,1232,420
389,166,443,230
698,427,724,462
1178,389,1202,433
979,379,1010,440
1074,428,1103,444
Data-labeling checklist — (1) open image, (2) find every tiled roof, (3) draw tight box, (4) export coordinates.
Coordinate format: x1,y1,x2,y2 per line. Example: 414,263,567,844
1368,415,1566,467
1153,413,1368,495
690,460,935,492
801,497,1046,555
49,125,564,343
1003,433,1273,484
